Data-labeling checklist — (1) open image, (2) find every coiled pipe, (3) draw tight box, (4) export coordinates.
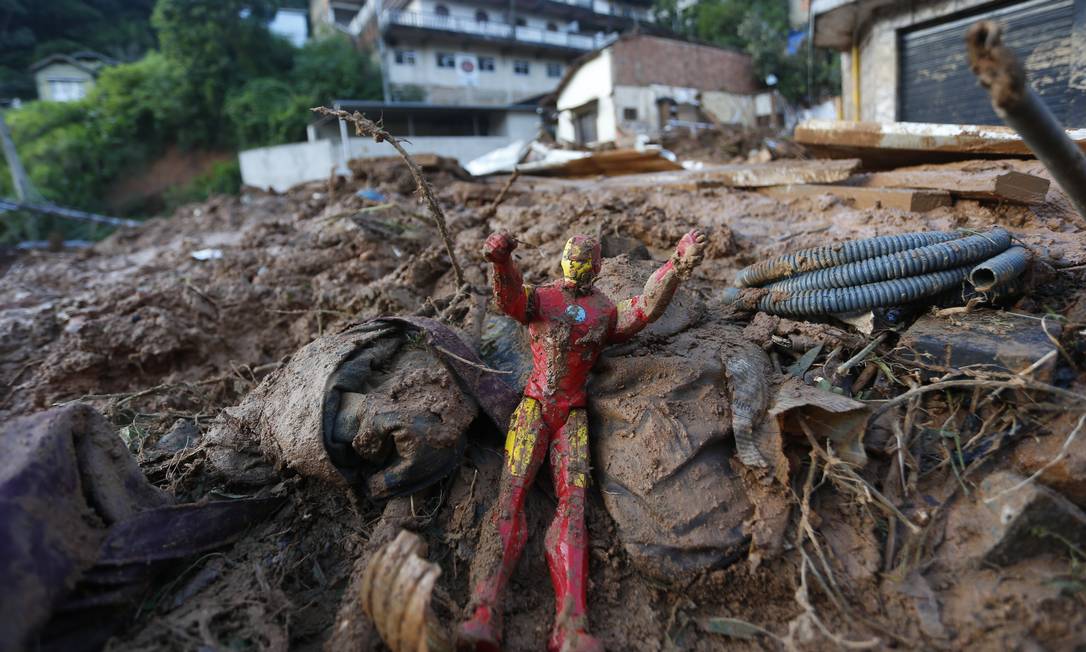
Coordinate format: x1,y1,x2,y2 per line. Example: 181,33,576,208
728,228,1029,317
969,245,1029,292
766,228,1010,292
734,230,959,288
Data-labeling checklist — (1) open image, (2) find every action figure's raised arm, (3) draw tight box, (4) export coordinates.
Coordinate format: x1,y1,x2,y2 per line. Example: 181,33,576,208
610,230,706,343
485,232,534,324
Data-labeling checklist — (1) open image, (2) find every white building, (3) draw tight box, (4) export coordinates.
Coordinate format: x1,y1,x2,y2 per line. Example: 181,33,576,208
552,34,773,146
30,52,116,103
317,0,657,105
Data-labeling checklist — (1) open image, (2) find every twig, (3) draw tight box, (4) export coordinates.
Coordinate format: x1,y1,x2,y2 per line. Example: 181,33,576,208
836,333,888,376
868,378,1086,419
983,412,1085,503
431,344,513,375
481,169,520,219
312,107,465,288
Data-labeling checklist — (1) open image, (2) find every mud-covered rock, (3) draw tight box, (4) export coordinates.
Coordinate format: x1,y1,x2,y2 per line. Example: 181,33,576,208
205,320,480,497
939,469,1086,567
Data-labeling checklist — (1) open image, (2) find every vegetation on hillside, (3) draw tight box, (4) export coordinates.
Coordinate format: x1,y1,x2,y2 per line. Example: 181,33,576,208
653,0,840,106
0,0,381,244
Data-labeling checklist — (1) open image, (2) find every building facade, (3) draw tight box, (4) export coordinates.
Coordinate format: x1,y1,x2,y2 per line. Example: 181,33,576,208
325,0,656,105
552,34,771,145
812,0,1086,127
30,52,116,103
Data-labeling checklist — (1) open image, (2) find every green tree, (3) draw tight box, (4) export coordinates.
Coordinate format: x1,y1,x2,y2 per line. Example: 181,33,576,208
150,0,293,146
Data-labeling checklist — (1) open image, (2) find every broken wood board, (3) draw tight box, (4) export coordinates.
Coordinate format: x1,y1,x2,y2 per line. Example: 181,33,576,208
846,168,1049,204
759,184,952,212
795,119,1086,169
598,158,861,190
517,147,682,177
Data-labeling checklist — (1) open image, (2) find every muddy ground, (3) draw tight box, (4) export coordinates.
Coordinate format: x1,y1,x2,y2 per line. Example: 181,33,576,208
2,152,1086,651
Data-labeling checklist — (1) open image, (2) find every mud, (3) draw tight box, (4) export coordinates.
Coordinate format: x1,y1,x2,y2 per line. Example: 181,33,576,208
2,154,1085,650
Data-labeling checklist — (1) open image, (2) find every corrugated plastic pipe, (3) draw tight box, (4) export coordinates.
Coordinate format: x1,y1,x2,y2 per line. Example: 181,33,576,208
766,229,1010,291
970,245,1029,292
734,231,959,288
726,228,1028,317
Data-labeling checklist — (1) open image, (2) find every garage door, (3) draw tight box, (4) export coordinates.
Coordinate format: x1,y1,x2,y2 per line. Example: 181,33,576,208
899,0,1085,127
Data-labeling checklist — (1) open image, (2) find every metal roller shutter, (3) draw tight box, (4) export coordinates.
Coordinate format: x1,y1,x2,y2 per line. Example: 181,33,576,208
899,0,1085,127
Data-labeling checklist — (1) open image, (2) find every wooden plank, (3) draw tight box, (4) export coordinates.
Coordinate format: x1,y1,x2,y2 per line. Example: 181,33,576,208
848,169,1049,203
598,158,861,190
795,119,1086,169
759,184,953,212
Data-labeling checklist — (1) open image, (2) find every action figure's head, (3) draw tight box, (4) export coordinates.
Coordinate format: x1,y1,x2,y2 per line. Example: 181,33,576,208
560,235,601,292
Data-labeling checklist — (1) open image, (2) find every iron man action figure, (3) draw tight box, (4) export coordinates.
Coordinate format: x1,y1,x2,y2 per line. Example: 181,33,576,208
458,230,706,652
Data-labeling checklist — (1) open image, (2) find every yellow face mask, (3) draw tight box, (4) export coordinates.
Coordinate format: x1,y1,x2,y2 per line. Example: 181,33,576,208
561,239,596,285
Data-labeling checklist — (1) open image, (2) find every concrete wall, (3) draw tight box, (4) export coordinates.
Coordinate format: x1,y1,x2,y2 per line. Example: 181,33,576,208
240,140,337,192
702,91,759,125
240,136,518,191
386,41,567,104
556,49,614,143
841,0,995,122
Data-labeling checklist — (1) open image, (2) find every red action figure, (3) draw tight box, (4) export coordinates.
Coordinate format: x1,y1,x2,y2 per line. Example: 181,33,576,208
458,230,706,652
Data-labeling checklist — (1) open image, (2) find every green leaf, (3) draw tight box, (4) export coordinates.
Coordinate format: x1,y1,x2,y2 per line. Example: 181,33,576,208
787,343,823,378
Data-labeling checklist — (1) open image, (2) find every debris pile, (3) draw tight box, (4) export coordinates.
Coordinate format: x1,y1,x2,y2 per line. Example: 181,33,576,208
2,110,1086,651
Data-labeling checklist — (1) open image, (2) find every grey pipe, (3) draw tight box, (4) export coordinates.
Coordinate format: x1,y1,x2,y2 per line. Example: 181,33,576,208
970,245,1029,292
734,230,959,288
967,20,1086,220
767,228,1010,292
755,266,973,317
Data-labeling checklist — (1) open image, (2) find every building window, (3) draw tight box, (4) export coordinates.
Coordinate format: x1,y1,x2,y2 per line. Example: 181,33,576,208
513,60,530,75
47,78,86,102
434,4,449,16
546,62,562,77
394,49,416,65
546,21,557,31
623,107,638,121
478,56,496,72
515,17,526,26
475,10,488,22
437,52,455,68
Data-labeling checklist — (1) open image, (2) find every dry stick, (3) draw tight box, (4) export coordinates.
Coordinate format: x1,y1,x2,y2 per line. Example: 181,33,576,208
836,332,888,376
983,412,1086,504
799,417,921,534
868,378,1086,420
312,107,465,288
481,168,520,219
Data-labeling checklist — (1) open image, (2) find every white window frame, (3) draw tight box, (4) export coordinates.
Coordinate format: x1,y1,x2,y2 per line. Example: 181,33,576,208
478,56,496,72
546,62,562,78
513,60,530,75
436,52,455,68
394,49,416,65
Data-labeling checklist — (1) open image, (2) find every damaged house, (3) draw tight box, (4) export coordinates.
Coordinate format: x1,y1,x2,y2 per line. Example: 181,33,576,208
812,0,1086,127
550,34,776,146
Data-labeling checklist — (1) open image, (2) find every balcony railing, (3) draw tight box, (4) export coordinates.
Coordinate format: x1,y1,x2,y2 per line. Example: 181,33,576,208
377,10,611,50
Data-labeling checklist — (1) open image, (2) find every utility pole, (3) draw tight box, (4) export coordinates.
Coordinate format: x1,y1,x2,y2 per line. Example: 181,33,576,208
0,111,38,202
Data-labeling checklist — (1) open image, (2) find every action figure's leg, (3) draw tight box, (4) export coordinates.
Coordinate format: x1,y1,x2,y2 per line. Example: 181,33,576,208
458,396,550,652
544,409,603,652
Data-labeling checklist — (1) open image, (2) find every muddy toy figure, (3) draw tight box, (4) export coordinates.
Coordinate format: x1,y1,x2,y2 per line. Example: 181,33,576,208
459,230,707,652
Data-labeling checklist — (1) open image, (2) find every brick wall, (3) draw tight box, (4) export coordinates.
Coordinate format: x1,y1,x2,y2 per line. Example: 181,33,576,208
610,35,759,94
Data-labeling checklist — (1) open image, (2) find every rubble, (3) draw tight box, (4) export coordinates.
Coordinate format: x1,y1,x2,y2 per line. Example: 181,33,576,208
2,128,1086,650
939,469,1086,567
897,309,1061,381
